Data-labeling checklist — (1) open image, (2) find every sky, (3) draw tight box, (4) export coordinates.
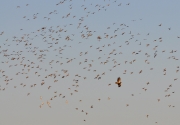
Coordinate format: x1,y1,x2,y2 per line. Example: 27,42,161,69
0,0,180,125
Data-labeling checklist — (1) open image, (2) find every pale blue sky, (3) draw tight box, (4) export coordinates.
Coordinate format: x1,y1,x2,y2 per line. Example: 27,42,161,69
0,0,180,125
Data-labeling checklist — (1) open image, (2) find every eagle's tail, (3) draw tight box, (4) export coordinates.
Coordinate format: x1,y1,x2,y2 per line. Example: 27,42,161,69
118,82,122,87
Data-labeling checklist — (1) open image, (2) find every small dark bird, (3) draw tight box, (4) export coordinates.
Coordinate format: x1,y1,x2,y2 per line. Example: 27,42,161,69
115,77,122,87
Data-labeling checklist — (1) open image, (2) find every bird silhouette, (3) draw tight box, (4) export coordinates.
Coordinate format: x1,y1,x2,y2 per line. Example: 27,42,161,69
115,77,122,87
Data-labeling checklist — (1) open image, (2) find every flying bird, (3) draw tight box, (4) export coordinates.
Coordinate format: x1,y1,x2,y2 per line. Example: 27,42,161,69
115,77,122,87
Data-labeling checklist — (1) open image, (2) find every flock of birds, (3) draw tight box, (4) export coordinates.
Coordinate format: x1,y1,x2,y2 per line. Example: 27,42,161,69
0,0,180,124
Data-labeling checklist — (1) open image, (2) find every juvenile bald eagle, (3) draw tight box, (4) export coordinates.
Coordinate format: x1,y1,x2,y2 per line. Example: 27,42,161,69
115,77,121,87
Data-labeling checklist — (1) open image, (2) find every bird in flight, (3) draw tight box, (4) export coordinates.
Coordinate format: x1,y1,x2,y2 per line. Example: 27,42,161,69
115,77,122,87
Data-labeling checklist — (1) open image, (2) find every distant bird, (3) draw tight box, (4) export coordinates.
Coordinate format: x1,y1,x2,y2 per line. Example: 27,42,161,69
115,77,122,87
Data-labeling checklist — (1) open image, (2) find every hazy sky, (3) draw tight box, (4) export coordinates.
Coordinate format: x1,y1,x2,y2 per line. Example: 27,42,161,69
0,0,180,125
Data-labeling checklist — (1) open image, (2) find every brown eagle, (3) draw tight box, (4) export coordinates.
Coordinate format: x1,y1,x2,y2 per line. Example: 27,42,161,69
115,77,121,87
